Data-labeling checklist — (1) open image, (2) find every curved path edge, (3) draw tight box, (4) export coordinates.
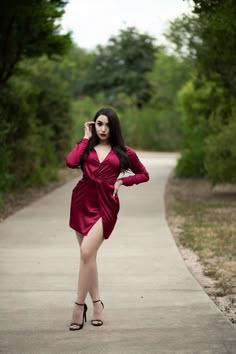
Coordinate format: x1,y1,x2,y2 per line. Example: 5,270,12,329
0,152,235,354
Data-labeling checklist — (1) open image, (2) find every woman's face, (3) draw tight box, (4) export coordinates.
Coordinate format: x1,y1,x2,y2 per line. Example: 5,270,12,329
95,115,110,142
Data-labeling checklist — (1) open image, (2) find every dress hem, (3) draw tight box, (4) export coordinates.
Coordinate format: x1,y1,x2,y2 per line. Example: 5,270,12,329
69,220,110,240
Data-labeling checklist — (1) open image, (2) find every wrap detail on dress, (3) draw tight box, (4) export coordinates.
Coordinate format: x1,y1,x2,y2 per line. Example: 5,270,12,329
66,138,149,239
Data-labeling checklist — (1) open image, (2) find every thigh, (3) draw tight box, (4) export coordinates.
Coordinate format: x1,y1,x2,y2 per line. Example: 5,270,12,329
81,218,104,256
75,231,84,246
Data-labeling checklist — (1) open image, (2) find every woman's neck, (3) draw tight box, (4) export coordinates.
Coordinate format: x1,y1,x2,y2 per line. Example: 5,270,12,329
97,140,110,146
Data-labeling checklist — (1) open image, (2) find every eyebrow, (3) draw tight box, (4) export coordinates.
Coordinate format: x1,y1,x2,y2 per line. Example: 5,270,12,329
97,120,108,124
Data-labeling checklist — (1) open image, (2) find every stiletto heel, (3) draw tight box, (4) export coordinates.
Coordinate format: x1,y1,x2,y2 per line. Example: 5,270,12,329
69,302,88,331
91,300,104,326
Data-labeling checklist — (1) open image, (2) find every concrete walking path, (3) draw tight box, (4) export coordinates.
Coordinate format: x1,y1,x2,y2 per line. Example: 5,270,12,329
0,152,235,354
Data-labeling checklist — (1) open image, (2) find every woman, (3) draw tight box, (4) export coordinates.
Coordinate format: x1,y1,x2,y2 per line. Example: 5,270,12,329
66,107,149,331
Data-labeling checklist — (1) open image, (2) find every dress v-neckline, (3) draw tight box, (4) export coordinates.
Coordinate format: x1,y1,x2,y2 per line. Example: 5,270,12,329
93,148,112,164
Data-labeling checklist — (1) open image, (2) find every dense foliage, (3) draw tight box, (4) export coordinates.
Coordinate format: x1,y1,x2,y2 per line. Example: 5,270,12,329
69,43,190,151
1,0,235,208
0,0,72,205
173,0,236,183
0,0,71,88
80,27,157,109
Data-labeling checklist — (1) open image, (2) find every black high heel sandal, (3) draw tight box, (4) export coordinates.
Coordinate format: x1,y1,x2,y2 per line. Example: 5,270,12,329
69,302,87,331
91,300,104,327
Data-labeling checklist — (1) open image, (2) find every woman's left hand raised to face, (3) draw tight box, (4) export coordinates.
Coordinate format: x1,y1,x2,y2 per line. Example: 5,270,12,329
113,179,123,197
84,121,95,140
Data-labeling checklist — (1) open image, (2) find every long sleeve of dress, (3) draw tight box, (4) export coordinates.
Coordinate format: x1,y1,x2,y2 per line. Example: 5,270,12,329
66,138,89,168
121,147,149,186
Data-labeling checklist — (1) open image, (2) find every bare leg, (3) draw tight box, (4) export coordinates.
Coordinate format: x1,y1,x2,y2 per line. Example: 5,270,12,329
75,232,104,325
76,232,101,302
75,229,104,325
70,219,104,329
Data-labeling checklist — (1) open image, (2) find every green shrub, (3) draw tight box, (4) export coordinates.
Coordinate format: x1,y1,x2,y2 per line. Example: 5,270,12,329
176,147,206,177
176,78,224,177
119,105,181,151
0,56,73,196
205,117,236,183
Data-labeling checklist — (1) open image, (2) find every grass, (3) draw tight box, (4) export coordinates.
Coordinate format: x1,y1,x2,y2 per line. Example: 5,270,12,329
166,175,236,301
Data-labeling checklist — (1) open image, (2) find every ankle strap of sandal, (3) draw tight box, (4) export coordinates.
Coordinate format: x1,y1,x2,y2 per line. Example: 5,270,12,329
93,300,101,303
75,302,84,306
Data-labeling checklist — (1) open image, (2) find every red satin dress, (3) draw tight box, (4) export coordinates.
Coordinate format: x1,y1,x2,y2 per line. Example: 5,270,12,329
66,138,149,239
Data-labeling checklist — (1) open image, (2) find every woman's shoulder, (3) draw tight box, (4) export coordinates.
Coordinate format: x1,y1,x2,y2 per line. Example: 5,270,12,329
125,145,134,152
125,145,138,159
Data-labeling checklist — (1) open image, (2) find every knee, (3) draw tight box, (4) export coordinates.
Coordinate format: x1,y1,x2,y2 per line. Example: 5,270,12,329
80,247,95,264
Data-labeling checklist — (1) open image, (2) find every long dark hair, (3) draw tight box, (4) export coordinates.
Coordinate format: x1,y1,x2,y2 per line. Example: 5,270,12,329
81,108,130,172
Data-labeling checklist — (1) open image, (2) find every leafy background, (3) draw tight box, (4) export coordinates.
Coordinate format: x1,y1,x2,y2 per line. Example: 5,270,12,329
0,0,236,208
